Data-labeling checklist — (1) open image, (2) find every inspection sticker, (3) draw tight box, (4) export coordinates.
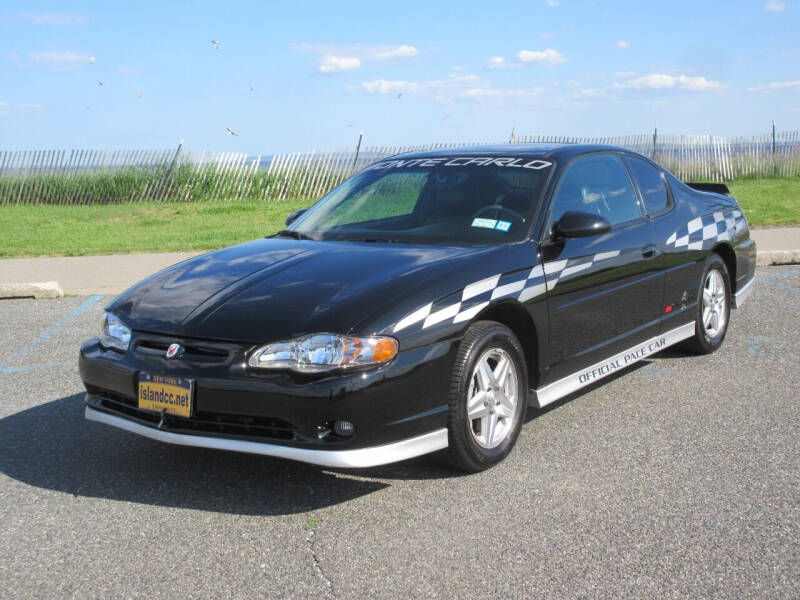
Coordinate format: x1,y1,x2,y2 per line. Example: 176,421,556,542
471,218,497,229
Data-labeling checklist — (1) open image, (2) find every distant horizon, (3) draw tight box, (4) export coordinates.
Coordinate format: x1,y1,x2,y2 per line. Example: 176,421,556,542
2,1,799,153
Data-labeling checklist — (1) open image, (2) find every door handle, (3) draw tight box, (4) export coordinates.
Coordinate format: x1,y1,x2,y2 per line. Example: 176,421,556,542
642,244,659,259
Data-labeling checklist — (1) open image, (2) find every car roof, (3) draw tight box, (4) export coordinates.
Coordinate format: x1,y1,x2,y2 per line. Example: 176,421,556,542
386,143,644,163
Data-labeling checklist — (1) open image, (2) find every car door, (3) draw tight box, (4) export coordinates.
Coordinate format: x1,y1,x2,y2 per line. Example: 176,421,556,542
539,152,664,383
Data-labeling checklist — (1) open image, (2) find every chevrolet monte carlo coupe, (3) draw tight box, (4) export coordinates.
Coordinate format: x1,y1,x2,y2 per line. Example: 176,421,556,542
80,144,756,472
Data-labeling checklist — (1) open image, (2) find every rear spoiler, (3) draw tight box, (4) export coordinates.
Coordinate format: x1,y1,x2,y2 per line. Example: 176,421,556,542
686,182,730,195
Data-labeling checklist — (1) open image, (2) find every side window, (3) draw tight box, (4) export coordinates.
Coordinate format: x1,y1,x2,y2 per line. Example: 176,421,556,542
625,156,669,215
549,153,642,229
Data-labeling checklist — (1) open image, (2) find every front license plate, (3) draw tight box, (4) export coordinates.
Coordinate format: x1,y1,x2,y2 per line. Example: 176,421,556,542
137,373,193,418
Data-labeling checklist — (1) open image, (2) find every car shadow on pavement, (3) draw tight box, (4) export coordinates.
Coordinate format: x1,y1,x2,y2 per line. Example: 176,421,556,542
0,393,406,516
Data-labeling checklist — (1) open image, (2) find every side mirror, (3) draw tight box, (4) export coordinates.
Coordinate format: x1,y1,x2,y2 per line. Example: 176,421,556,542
553,211,611,238
285,208,307,226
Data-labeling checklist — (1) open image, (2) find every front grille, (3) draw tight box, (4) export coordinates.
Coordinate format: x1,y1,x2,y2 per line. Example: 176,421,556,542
134,338,231,363
88,389,296,441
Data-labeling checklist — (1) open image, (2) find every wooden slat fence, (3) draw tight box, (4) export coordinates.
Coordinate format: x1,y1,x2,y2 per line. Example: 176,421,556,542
2,132,799,205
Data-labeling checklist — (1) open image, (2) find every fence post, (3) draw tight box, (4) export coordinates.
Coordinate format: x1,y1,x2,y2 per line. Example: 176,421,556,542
772,120,777,175
652,124,658,161
352,130,364,169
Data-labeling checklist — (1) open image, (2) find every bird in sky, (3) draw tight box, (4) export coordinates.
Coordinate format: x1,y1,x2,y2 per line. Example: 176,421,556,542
135,91,143,98
249,84,255,92
83,104,94,111
226,127,239,136
211,40,220,49
394,93,403,100
97,80,103,86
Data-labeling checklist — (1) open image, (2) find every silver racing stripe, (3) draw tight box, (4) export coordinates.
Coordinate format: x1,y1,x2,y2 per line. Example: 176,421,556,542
666,209,746,250
392,250,622,333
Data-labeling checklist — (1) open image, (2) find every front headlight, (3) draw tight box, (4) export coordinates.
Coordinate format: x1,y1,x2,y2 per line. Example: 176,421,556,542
100,312,131,352
248,333,398,373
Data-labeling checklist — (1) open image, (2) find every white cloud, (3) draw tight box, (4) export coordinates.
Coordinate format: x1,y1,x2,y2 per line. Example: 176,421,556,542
764,0,787,11
545,0,559,6
374,45,418,59
517,48,568,65
485,56,508,69
0,101,42,116
747,80,800,92
540,32,556,40
28,50,92,69
616,73,722,91
362,79,418,94
615,40,629,50
293,43,419,74
360,74,550,103
9,12,90,25
319,56,361,73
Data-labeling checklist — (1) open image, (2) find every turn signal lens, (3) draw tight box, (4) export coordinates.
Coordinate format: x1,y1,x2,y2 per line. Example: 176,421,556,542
248,333,398,373
373,338,398,363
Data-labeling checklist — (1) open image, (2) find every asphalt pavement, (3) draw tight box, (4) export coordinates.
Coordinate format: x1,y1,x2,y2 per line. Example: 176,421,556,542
0,267,798,598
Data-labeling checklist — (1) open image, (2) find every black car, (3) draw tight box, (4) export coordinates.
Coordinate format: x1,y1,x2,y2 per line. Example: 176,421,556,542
80,144,756,472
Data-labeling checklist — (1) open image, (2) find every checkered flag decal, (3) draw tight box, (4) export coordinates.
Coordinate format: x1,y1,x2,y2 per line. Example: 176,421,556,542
393,250,621,333
666,209,745,251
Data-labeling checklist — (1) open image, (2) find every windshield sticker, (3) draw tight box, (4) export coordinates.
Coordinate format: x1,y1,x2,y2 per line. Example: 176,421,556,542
494,220,512,232
472,218,498,229
370,157,553,171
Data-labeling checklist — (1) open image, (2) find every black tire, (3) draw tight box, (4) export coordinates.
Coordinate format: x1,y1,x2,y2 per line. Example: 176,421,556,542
681,254,731,355
444,321,528,472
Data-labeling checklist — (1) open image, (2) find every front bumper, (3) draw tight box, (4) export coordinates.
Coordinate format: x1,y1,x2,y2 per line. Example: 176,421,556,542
85,405,448,467
80,332,457,466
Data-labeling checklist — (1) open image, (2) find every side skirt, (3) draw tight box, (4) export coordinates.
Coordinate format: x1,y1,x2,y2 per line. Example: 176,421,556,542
530,321,695,408
733,276,754,309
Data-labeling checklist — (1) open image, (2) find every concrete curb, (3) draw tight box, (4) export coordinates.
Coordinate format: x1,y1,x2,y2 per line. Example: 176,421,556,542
0,281,64,299
756,250,800,267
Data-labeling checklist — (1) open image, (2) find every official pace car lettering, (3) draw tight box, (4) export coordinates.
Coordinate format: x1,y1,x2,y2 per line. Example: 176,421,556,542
666,209,746,251
370,157,553,171
578,337,667,384
392,250,622,334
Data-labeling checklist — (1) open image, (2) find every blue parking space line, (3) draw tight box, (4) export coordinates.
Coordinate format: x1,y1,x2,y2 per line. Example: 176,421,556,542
0,361,73,375
1,295,104,369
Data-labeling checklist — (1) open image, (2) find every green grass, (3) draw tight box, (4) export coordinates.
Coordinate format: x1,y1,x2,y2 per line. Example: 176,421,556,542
0,175,797,258
728,176,800,226
0,198,308,257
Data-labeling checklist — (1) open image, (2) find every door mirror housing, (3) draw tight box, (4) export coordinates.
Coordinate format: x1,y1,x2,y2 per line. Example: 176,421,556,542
553,211,611,238
285,208,307,226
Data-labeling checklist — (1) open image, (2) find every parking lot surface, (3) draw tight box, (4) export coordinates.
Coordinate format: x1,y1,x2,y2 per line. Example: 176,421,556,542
1,267,798,599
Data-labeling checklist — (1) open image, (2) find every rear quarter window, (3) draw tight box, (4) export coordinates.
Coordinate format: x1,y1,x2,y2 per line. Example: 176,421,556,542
625,156,669,215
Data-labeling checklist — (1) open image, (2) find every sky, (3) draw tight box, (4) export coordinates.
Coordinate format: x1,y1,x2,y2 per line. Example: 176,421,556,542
1,0,799,154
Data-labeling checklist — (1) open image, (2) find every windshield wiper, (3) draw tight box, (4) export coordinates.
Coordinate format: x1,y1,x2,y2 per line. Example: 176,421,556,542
360,238,408,244
273,229,314,240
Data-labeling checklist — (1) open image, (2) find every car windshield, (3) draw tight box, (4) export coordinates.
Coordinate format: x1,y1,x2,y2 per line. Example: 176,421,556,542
288,156,553,245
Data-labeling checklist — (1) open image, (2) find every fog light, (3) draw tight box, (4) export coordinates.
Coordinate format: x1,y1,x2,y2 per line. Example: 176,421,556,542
333,420,355,437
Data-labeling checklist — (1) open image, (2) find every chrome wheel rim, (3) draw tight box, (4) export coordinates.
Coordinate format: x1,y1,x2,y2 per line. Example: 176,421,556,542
702,269,727,338
466,348,519,449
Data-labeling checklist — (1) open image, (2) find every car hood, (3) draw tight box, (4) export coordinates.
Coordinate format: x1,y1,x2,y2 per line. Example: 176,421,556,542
108,237,503,343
